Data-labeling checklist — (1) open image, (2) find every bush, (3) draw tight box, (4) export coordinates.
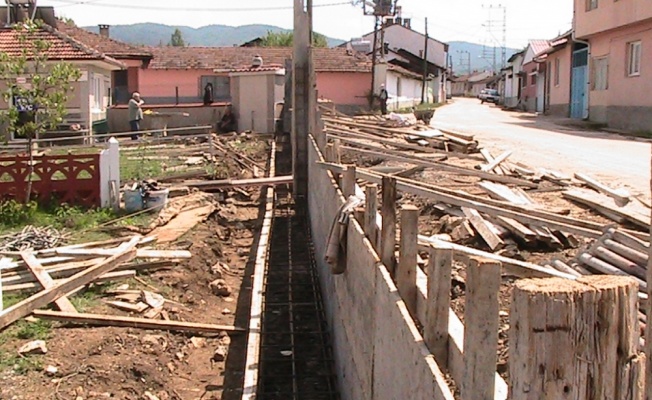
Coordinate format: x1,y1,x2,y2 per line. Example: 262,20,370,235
0,200,37,226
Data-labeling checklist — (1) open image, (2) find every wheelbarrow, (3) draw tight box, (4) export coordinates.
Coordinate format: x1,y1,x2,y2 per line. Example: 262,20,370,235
413,108,436,125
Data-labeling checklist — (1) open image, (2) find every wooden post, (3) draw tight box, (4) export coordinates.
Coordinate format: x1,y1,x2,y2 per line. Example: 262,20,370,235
364,184,379,250
324,143,334,162
354,207,365,225
511,276,644,400
332,138,342,164
342,166,356,198
397,204,419,317
424,245,453,368
381,176,397,275
463,257,501,400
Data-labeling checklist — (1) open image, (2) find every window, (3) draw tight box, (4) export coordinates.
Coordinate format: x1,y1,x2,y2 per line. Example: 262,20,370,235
627,41,641,76
90,73,106,111
586,0,598,11
554,58,561,86
530,73,537,86
592,57,609,90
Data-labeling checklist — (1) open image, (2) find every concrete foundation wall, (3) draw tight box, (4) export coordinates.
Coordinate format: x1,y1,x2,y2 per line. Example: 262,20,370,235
606,106,652,132
548,103,570,117
308,137,453,400
107,104,227,133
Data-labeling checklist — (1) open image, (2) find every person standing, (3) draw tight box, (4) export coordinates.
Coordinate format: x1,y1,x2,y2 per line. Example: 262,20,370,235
378,84,389,115
128,92,145,140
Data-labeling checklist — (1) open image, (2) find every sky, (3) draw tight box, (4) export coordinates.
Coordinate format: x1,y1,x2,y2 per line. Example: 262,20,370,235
38,0,574,49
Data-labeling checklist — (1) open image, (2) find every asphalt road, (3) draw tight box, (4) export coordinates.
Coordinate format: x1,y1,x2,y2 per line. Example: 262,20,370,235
433,98,651,196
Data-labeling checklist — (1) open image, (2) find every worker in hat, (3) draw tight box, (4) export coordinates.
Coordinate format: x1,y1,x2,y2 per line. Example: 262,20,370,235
128,92,145,140
378,84,389,115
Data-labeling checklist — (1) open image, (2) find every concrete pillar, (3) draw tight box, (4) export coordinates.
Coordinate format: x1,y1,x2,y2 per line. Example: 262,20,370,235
292,0,313,201
99,137,120,210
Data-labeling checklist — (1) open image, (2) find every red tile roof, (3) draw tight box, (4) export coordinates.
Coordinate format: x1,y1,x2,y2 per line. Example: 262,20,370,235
228,64,285,73
147,46,372,73
529,40,551,57
56,21,153,60
0,24,124,68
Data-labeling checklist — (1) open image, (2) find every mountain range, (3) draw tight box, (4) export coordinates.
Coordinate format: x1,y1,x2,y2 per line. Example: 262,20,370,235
82,23,521,73
83,23,346,48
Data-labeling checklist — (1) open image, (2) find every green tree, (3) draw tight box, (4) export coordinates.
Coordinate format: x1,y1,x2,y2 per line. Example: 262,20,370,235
169,28,185,47
0,20,82,202
259,30,328,48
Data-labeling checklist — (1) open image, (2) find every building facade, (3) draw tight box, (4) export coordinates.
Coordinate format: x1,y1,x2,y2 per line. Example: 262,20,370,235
574,0,652,131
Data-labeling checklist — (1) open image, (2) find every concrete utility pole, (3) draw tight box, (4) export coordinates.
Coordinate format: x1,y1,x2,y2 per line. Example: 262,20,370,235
292,0,313,200
420,17,429,104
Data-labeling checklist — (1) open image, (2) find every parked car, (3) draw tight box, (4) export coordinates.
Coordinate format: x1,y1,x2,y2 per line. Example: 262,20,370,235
480,89,499,104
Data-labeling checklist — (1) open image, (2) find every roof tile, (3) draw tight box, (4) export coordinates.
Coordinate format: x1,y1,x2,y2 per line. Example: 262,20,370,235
56,21,153,60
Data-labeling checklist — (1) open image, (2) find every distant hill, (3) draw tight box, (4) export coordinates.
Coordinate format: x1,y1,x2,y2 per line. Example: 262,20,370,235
83,23,346,47
448,41,522,75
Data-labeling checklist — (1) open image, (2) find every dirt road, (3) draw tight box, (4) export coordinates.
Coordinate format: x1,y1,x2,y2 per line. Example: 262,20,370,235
434,98,651,196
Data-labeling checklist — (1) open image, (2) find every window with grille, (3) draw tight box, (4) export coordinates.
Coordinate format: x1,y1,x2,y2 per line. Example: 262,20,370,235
586,0,598,11
200,76,231,100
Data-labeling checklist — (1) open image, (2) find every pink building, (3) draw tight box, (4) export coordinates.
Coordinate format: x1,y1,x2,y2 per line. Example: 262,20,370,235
574,0,652,131
535,31,575,117
521,40,550,113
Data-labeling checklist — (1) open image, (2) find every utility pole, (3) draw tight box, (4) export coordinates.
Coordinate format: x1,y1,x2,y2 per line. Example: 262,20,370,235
421,17,428,104
456,50,471,74
370,16,380,107
482,4,507,71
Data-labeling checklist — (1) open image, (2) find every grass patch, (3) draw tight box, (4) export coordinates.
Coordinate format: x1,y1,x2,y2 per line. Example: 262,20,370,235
0,201,117,234
13,320,52,341
395,102,444,113
0,351,44,375
2,293,29,309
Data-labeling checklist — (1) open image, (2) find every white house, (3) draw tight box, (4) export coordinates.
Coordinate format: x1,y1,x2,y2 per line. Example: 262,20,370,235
502,50,525,108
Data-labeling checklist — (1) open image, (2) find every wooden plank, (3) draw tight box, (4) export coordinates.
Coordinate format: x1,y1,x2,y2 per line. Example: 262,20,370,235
463,257,501,400
479,149,504,175
419,235,573,279
563,189,649,229
605,228,649,254
0,238,139,330
104,300,149,313
397,205,419,317
341,145,448,166
462,208,505,251
150,204,215,243
340,146,537,188
32,310,244,334
185,175,292,190
381,177,398,276
494,216,537,243
574,172,631,205
20,253,77,313
56,248,191,259
3,271,136,293
480,151,512,172
424,246,452,368
364,184,379,250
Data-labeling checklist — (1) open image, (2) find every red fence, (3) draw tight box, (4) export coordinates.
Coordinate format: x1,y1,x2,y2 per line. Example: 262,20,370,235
0,154,101,207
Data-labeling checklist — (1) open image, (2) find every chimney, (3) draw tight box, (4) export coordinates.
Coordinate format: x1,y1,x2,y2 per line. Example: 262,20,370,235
98,24,110,38
252,55,263,68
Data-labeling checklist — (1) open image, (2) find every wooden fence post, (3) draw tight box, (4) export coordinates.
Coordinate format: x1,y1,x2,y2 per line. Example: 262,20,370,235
342,166,356,198
463,257,501,400
398,204,419,317
332,138,342,164
381,176,397,275
424,245,453,368
364,184,379,250
511,276,644,400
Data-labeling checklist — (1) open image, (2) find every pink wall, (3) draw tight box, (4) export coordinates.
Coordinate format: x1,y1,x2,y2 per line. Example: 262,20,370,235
575,0,652,39
521,62,538,101
316,72,371,106
589,21,652,108
548,45,572,107
138,69,214,99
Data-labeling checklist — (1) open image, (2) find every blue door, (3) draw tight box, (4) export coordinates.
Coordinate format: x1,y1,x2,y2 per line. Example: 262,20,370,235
570,48,588,119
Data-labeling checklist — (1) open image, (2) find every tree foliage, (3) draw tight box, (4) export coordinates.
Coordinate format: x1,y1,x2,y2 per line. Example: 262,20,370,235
259,30,328,48
169,28,185,47
0,19,82,201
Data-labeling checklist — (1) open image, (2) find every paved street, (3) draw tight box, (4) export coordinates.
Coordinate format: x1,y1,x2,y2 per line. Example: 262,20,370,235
434,98,651,196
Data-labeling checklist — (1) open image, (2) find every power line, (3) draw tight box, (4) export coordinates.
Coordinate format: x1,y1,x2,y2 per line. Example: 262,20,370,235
45,0,353,12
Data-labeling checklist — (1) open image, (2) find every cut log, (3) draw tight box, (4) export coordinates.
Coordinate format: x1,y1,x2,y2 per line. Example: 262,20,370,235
589,243,646,280
602,238,647,268
32,310,245,335
549,258,582,277
577,252,647,290
510,276,643,400
0,238,139,330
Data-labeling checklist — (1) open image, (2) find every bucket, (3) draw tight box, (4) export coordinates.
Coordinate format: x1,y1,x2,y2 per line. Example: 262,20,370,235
145,188,169,212
124,189,144,213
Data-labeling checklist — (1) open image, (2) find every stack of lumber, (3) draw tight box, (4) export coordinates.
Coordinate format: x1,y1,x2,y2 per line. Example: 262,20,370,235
323,114,480,154
0,236,240,335
563,187,649,229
